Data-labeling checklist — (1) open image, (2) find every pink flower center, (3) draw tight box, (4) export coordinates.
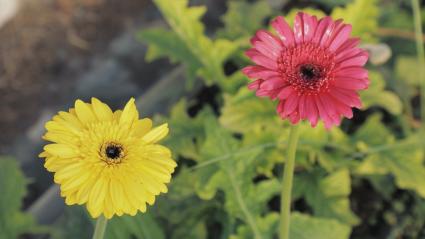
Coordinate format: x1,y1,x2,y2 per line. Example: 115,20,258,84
277,43,336,95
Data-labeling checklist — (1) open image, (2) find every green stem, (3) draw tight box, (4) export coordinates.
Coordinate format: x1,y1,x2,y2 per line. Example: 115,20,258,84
92,216,108,239
279,124,300,239
411,0,425,127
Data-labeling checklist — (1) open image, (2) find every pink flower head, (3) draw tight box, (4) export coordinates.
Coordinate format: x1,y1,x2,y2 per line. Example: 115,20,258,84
242,12,369,128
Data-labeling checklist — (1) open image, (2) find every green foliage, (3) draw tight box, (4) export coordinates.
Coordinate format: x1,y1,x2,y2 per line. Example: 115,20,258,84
290,213,351,239
40,0,425,238
139,0,238,88
0,158,39,239
135,0,425,237
217,1,272,40
360,71,403,115
294,169,359,226
219,87,278,133
106,213,165,239
355,115,425,198
396,56,422,87
332,0,379,42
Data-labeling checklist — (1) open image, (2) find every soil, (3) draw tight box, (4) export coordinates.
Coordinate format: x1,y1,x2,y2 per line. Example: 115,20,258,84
0,0,150,154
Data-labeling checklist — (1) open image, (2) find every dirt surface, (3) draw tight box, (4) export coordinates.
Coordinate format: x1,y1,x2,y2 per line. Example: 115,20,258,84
0,0,150,153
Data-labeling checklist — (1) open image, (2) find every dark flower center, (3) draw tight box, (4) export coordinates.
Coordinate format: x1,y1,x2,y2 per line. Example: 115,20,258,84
105,145,121,159
299,64,320,81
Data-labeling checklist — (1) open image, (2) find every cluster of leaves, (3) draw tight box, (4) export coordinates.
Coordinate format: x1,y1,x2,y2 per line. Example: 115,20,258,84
3,0,425,239
135,0,425,238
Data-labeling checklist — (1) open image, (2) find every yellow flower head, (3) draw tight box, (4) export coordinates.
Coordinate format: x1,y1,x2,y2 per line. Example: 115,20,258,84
39,98,177,219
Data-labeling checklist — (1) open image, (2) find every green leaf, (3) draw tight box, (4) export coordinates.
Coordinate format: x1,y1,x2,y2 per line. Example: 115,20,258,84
331,0,379,42
141,0,238,86
106,213,165,239
158,100,213,160
0,158,39,239
354,115,425,197
219,87,278,133
294,169,360,226
229,213,279,239
290,213,351,239
217,1,272,40
360,71,403,115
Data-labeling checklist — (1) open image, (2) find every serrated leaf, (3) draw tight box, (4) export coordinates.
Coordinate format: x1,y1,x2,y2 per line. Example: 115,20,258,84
217,1,272,40
158,100,213,160
0,158,39,239
360,71,403,114
141,0,238,86
290,213,351,239
219,87,278,133
294,169,360,225
331,0,379,42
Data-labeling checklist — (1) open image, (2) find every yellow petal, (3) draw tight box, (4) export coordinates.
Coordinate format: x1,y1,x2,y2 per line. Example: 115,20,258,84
91,98,113,121
119,98,139,126
87,178,109,218
133,118,153,137
44,144,78,158
142,123,169,143
113,110,122,122
75,100,96,125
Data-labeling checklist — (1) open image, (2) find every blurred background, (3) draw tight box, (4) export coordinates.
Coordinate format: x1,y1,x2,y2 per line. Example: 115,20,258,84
0,0,425,239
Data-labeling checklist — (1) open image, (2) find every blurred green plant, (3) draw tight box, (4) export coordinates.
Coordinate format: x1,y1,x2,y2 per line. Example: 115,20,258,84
134,0,425,238
26,0,425,238
0,158,42,239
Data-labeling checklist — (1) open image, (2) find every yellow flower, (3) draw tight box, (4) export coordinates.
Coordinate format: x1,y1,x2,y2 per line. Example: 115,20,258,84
39,98,177,219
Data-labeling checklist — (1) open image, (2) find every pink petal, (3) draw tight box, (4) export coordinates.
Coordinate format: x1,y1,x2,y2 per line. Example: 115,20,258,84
247,79,263,90
253,41,279,60
326,93,353,119
255,30,283,53
246,49,278,70
337,53,369,68
293,13,305,44
298,95,307,120
335,67,368,79
314,95,334,129
335,38,360,55
328,24,352,52
330,88,362,108
312,16,332,45
282,92,299,117
242,66,279,79
305,95,319,127
318,95,341,126
271,16,295,47
260,76,285,90
277,86,294,99
303,14,318,42
336,48,364,62
320,20,343,48
333,77,369,90
289,112,301,124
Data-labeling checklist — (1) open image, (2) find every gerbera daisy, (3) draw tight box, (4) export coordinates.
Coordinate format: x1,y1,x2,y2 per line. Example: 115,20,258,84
39,98,176,219
243,12,369,128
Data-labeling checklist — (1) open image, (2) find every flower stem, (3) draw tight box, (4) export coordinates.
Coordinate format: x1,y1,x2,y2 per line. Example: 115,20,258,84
411,0,425,127
92,216,108,239
279,124,300,239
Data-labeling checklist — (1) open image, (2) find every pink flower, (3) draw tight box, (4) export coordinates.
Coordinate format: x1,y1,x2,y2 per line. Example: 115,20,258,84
243,12,369,128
